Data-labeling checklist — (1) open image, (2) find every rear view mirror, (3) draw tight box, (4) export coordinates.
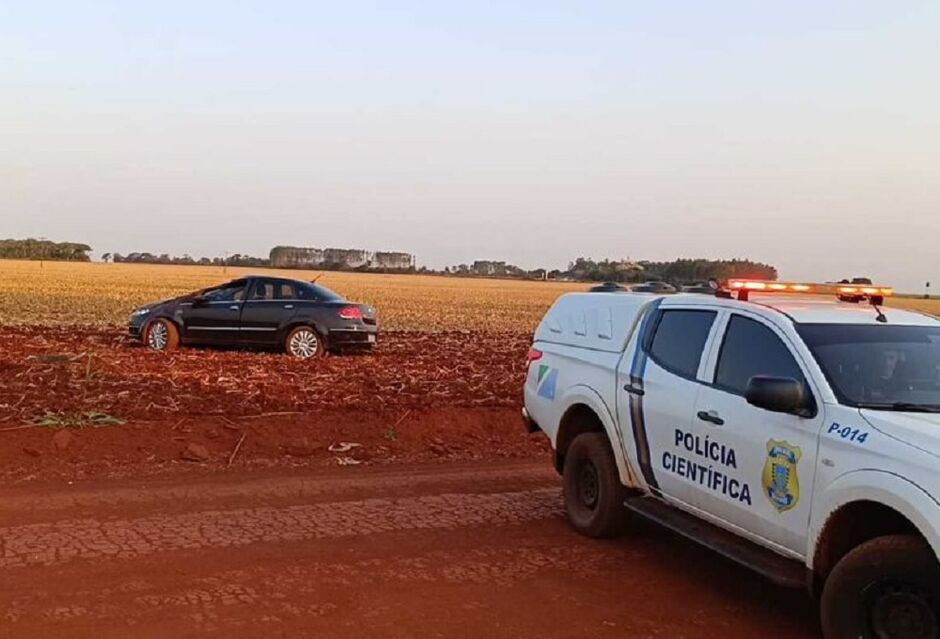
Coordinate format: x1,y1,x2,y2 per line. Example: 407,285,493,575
745,376,811,416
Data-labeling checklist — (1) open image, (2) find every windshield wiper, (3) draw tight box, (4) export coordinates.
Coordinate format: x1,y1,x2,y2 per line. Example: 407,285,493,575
857,402,940,413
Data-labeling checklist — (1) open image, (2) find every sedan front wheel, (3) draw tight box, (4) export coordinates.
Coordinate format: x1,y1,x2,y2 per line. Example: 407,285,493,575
145,318,180,352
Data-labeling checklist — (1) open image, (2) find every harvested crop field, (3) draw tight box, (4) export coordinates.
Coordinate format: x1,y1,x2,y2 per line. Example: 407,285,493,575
2,260,937,331
0,260,586,331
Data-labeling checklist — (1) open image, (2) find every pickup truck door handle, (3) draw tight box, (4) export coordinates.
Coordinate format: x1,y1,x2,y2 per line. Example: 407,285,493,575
623,384,645,396
697,410,725,426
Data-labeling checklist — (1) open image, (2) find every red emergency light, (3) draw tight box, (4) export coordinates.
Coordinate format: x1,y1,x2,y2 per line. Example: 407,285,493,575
723,279,893,303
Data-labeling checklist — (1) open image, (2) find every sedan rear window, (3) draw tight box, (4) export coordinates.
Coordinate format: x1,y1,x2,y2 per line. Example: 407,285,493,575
297,283,342,301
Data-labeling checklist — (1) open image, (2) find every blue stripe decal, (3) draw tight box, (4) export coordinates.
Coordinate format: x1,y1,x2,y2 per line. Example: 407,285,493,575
628,299,663,495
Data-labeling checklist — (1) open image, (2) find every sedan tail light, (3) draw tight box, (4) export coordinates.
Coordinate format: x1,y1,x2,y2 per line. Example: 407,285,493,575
338,305,364,320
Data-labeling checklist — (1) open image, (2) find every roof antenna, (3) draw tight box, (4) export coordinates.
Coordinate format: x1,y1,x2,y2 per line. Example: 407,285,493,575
870,295,888,323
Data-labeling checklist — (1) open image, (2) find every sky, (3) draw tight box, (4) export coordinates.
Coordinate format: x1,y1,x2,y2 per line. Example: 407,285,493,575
1,1,938,292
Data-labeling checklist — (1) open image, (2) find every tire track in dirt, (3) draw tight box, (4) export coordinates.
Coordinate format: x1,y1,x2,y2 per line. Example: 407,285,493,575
0,463,819,638
0,462,557,522
0,489,563,569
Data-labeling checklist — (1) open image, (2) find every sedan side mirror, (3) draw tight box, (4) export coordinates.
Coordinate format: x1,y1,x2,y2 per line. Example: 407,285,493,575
745,376,812,416
192,295,209,307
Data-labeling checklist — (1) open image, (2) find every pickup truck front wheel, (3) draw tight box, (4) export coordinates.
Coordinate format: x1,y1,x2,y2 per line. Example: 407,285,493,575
562,433,629,539
821,534,940,639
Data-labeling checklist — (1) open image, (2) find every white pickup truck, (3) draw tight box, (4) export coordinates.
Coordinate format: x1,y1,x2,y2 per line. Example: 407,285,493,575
523,281,940,639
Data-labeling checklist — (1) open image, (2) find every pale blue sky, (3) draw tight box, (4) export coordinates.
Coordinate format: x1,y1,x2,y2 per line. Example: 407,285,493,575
2,1,938,290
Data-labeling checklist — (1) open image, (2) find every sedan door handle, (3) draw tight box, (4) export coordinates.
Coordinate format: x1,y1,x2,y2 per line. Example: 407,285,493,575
229,305,240,311
697,410,725,426
284,304,294,309
623,384,645,396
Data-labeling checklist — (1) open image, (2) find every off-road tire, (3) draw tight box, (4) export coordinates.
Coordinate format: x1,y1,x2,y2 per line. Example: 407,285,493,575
821,534,940,639
562,432,630,538
144,318,180,352
285,326,326,359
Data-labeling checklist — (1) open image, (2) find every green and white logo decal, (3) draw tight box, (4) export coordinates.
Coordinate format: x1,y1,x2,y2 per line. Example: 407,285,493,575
536,365,558,400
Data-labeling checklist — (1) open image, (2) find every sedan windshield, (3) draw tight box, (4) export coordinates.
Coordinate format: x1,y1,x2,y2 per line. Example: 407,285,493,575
796,323,940,410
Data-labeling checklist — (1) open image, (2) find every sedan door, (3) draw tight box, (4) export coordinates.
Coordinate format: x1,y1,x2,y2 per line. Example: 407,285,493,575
239,279,298,346
180,281,247,345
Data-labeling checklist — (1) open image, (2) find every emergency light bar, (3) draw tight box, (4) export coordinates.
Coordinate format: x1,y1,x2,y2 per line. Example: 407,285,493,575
723,279,893,303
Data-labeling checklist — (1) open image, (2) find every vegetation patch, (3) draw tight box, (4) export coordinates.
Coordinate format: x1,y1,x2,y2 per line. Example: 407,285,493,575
31,411,125,429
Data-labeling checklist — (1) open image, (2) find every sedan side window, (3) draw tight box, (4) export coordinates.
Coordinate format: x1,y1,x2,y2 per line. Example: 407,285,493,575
646,309,717,379
715,315,805,394
204,283,246,302
250,281,276,300
278,282,297,299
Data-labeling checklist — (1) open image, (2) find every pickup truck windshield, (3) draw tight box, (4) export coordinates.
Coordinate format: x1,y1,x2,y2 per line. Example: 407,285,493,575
796,323,940,410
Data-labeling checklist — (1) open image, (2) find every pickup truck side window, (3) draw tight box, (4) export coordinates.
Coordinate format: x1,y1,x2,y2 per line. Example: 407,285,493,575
646,309,717,379
715,315,805,394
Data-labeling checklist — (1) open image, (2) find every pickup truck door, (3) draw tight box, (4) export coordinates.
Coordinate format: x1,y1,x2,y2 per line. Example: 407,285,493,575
689,311,823,555
616,302,720,505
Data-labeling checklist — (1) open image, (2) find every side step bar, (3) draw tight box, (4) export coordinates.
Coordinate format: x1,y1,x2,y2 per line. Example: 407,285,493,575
623,496,806,589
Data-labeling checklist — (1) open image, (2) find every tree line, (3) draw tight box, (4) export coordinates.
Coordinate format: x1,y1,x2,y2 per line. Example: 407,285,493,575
445,257,777,285
105,252,269,267
0,238,92,261
0,238,779,285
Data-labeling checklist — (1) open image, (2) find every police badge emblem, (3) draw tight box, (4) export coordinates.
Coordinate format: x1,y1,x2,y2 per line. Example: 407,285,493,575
762,440,802,512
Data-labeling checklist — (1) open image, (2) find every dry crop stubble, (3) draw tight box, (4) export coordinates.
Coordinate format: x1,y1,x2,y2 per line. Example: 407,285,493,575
1,260,937,330
0,260,586,331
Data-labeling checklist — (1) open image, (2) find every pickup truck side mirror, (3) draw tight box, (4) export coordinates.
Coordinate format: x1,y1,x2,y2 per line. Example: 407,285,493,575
745,376,811,416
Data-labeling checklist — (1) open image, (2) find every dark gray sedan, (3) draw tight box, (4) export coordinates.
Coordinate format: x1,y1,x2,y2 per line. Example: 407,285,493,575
128,276,377,358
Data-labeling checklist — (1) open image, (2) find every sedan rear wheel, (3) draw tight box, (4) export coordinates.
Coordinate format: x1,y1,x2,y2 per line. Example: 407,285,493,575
286,326,325,359
145,319,180,352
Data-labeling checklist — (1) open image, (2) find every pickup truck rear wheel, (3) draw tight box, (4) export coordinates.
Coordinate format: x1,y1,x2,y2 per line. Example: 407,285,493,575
562,433,629,538
821,534,940,639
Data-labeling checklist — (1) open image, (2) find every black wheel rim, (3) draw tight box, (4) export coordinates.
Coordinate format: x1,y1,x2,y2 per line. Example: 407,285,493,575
578,461,599,510
868,583,938,639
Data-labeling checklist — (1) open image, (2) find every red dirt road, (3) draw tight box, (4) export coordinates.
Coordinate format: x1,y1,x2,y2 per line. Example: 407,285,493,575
0,462,819,638
1,327,818,637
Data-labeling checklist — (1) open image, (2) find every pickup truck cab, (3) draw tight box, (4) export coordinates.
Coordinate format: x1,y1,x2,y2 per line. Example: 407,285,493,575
523,281,940,639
